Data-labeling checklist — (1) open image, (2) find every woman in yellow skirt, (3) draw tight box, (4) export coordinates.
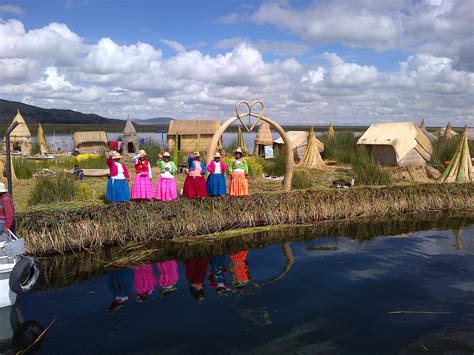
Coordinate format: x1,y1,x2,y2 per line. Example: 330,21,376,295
228,147,249,196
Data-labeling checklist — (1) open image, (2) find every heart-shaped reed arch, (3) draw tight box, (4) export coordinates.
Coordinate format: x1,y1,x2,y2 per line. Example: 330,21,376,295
206,100,295,191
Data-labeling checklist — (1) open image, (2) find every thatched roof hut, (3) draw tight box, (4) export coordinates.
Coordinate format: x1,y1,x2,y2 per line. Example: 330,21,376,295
253,123,273,156
37,123,49,155
434,122,458,139
3,109,32,155
72,131,108,154
298,127,325,169
419,118,426,130
439,126,473,183
167,120,222,155
357,122,432,167
274,130,324,161
327,124,335,138
122,118,138,154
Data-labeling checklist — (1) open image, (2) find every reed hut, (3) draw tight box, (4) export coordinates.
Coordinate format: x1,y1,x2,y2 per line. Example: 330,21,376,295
327,124,335,139
439,126,473,183
357,122,432,167
419,118,426,130
236,126,248,155
3,109,32,155
273,131,324,161
434,122,458,139
72,131,108,154
298,127,325,169
37,123,49,155
418,119,437,143
253,123,273,156
122,118,138,154
167,120,222,155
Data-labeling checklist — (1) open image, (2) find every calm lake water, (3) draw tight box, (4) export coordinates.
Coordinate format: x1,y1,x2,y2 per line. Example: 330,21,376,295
11,216,474,353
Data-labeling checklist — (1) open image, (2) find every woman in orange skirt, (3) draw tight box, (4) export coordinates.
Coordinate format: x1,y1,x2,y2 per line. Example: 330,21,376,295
228,147,249,196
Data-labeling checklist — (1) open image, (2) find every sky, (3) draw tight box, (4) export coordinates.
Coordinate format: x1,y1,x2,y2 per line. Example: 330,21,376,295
0,0,473,125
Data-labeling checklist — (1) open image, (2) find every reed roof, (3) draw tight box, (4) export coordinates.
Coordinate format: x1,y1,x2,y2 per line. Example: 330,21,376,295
123,119,137,135
298,127,325,169
274,131,324,152
72,131,108,145
327,124,335,138
254,122,273,145
8,109,31,138
439,127,473,183
168,120,221,135
357,122,432,160
37,123,48,154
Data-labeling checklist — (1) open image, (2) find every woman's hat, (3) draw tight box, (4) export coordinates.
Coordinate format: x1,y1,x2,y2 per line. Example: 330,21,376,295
193,152,200,157
112,151,122,160
235,147,243,154
0,183,7,193
163,152,171,157
138,149,147,157
214,152,221,158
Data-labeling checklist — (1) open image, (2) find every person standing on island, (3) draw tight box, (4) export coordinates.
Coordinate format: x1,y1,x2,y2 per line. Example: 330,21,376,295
106,151,130,202
182,152,207,199
0,183,15,241
228,147,249,196
155,152,178,201
206,152,228,196
131,149,154,200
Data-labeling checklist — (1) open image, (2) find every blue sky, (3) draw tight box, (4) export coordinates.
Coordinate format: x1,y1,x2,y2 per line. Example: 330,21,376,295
0,0,472,125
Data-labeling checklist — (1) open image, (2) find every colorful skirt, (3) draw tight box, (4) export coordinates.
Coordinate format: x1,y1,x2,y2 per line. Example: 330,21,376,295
155,176,177,201
131,173,154,200
229,172,249,196
183,175,207,199
106,178,130,202
206,173,227,196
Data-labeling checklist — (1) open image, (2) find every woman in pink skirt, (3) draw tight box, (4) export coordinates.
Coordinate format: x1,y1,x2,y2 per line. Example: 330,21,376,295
131,149,154,200
155,152,178,201
134,263,157,302
157,259,179,296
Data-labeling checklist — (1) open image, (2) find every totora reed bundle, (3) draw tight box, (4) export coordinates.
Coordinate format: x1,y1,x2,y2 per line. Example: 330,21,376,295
18,183,474,255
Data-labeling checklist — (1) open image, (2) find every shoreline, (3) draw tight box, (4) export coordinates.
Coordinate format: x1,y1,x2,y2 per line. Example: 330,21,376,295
17,182,474,256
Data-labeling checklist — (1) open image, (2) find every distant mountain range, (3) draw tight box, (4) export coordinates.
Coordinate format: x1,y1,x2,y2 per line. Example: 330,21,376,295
0,99,174,125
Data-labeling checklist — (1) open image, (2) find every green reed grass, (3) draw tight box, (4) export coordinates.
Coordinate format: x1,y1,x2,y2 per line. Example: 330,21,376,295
28,173,78,205
291,169,313,189
321,132,357,163
351,148,393,185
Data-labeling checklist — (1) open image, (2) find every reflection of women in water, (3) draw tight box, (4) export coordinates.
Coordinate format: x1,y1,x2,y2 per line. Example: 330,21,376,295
107,268,135,312
209,255,230,294
156,260,179,296
185,257,208,301
230,250,251,288
134,264,158,302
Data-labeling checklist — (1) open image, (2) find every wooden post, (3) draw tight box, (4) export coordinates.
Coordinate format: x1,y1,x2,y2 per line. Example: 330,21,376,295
5,121,19,194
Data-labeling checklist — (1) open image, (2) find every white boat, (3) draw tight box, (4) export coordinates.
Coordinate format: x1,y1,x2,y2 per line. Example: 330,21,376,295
0,239,17,308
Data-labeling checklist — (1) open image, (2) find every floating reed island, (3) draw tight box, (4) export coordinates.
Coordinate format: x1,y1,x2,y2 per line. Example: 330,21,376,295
17,182,474,256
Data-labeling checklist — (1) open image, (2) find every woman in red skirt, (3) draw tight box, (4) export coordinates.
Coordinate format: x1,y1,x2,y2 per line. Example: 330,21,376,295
182,152,208,199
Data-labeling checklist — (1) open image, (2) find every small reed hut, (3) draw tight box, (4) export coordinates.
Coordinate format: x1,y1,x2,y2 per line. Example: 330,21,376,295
72,131,108,154
122,118,139,154
298,127,325,169
439,126,473,183
418,119,437,143
274,131,324,161
434,122,458,139
3,109,32,155
37,123,49,155
253,123,273,156
327,124,335,139
357,122,432,167
167,120,222,155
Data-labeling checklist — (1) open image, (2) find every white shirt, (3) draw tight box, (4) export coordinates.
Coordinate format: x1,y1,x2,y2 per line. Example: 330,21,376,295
113,162,125,180
160,161,173,178
233,159,245,173
214,161,221,174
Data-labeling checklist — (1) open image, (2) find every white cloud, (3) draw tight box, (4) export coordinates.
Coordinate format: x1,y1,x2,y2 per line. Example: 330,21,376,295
160,39,186,53
217,37,310,56
0,4,23,14
213,12,243,25
0,19,472,126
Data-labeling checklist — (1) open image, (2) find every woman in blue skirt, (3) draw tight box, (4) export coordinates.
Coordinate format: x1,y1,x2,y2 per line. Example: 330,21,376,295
206,152,228,196
106,151,131,202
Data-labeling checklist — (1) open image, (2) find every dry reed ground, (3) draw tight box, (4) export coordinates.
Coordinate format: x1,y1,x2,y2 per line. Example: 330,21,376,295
17,182,474,255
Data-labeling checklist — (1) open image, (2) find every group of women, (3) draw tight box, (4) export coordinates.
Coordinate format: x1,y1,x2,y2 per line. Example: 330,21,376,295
105,147,249,203
108,251,250,311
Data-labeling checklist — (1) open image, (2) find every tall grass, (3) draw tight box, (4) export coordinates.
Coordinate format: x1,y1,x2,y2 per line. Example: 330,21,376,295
320,132,357,163
430,136,462,172
291,169,313,189
351,148,393,185
140,140,163,165
259,150,287,176
28,173,77,205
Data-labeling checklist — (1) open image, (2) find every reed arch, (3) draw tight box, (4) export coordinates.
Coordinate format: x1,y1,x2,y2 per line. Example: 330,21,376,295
206,100,294,191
